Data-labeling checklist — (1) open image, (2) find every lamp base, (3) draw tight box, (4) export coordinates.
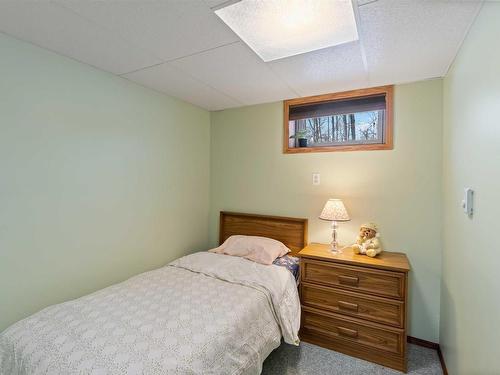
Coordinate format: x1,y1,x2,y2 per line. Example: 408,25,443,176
330,221,342,254
330,246,343,255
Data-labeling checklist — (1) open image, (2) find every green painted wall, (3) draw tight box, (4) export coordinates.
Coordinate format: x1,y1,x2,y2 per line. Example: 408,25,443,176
210,80,443,342
0,34,210,331
441,3,500,373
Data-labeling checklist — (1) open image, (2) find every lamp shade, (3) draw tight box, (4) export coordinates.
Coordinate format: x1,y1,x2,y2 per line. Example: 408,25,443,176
319,199,350,221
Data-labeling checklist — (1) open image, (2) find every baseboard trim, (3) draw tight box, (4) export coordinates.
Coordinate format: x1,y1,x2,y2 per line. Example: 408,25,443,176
407,336,439,349
407,336,448,375
437,346,448,375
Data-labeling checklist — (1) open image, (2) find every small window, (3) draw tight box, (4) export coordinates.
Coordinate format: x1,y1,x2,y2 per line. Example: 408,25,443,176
284,86,393,153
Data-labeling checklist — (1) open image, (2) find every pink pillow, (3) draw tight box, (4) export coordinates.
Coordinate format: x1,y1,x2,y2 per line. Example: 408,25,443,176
209,235,291,265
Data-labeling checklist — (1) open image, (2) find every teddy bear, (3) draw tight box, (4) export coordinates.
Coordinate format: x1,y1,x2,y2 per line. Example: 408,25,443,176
352,222,383,258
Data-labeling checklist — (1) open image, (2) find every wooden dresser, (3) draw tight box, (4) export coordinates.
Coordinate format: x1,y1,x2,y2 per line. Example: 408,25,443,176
299,243,410,372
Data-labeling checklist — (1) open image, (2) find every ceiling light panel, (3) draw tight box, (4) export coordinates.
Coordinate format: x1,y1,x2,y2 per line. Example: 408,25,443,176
215,0,359,62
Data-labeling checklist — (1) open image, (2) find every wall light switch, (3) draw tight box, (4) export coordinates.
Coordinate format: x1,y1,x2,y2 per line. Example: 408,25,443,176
462,188,474,217
312,173,320,185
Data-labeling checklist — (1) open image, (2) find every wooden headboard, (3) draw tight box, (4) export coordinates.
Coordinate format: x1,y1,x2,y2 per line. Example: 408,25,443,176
219,211,308,256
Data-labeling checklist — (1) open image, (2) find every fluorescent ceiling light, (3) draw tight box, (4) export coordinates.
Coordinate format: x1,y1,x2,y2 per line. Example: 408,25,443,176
214,0,359,62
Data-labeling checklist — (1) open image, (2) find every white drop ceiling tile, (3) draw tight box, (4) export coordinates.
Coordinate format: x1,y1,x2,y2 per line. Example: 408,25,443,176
0,1,160,75
57,0,240,62
359,0,482,84
269,41,368,97
123,62,241,111
170,42,297,105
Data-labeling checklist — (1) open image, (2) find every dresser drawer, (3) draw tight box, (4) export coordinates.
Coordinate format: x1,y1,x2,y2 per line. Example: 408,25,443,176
301,282,404,327
301,306,404,356
301,258,405,299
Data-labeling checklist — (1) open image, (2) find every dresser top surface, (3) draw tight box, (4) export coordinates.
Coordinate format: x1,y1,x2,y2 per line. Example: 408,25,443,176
299,243,410,273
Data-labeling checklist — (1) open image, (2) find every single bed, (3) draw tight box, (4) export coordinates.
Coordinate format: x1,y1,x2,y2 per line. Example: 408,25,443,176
0,212,307,375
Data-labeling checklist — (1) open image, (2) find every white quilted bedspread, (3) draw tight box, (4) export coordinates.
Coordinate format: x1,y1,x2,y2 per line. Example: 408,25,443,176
0,252,300,375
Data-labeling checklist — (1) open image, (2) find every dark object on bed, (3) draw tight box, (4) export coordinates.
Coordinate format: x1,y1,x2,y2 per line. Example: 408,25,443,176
273,255,300,281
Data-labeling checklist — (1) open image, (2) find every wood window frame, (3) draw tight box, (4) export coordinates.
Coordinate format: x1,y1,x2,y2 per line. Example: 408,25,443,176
283,85,394,153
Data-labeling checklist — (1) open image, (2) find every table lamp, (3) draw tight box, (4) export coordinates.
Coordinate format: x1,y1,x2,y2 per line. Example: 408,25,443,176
319,198,350,254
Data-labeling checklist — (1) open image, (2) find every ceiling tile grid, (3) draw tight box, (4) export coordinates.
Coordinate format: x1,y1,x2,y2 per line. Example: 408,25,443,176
0,0,483,110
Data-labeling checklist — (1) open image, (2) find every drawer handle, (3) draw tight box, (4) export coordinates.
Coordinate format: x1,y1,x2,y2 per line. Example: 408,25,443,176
338,326,358,338
338,275,359,286
338,301,359,312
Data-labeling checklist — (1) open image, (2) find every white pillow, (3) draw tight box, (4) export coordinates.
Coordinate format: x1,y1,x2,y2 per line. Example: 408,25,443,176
209,235,291,265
